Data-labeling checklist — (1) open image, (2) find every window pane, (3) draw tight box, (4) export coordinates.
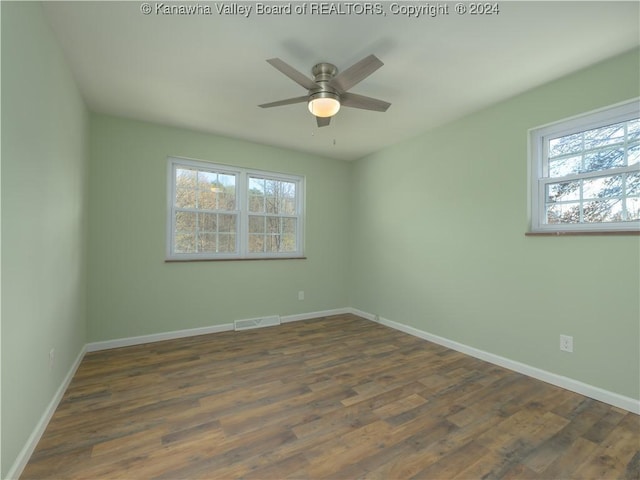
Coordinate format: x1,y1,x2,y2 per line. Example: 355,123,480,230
547,181,579,202
263,179,278,214
282,182,297,214
175,211,196,232
546,203,580,224
249,193,264,213
219,191,235,210
249,234,264,253
248,177,265,213
198,213,217,232
218,214,236,233
266,216,281,234
628,143,640,166
218,234,236,253
197,171,217,205
198,188,216,209
265,195,278,214
583,147,624,172
282,197,296,215
219,173,235,187
175,168,197,208
198,178,217,209
249,177,265,193
219,175,236,210
175,188,195,208
248,215,264,234
265,235,281,253
281,233,296,251
582,175,622,200
548,155,582,178
627,172,640,195
626,198,640,221
264,179,277,195
583,199,622,223
176,168,197,186
583,122,625,149
175,233,196,253
198,233,217,253
628,119,640,141
282,217,296,235
281,218,297,251
549,132,582,158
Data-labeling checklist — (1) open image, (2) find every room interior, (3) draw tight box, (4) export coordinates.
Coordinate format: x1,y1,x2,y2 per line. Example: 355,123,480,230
1,1,639,478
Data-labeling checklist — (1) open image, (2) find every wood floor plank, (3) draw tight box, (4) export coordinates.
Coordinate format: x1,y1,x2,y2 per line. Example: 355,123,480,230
20,314,639,479
573,413,640,479
410,439,489,480
539,436,599,479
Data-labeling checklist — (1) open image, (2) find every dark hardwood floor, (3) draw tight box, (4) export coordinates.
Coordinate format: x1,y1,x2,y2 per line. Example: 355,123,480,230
21,314,639,479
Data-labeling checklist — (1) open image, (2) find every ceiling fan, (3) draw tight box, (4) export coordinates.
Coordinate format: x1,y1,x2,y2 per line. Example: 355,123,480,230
258,54,391,127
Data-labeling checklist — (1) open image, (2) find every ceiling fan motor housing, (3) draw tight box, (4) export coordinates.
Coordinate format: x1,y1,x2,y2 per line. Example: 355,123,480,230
312,62,338,82
310,62,340,99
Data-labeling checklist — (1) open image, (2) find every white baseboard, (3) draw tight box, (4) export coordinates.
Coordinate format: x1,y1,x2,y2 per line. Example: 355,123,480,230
350,308,640,415
281,308,350,323
86,323,234,352
86,308,351,352
6,345,86,480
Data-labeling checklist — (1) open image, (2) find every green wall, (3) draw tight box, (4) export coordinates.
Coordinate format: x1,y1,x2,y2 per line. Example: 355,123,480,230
1,2,89,477
88,115,351,342
350,48,640,400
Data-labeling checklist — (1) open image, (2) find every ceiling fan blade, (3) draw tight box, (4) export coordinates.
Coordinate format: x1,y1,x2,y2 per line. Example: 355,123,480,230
259,96,308,108
316,116,331,127
329,54,384,92
341,92,391,112
266,58,317,90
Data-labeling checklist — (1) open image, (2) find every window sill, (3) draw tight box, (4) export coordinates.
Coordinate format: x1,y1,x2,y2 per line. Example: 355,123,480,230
525,231,639,237
165,256,307,263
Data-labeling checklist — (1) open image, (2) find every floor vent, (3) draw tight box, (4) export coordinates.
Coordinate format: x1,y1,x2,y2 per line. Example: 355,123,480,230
234,315,281,331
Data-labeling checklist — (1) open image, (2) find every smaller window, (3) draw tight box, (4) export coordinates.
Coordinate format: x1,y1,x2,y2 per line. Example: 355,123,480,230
167,158,304,260
530,99,640,233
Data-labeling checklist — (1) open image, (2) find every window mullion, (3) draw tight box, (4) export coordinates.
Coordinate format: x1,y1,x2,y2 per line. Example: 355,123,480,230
239,172,247,256
578,177,584,224
622,174,628,221
549,165,638,184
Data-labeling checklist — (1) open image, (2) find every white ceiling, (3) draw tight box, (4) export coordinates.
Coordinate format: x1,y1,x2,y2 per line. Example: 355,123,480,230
42,1,639,161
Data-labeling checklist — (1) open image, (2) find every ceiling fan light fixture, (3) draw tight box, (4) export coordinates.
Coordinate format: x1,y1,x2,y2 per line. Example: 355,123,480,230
259,55,389,127
308,92,340,118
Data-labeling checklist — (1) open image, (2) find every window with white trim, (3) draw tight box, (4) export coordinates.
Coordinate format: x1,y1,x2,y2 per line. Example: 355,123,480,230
167,158,304,259
530,100,640,233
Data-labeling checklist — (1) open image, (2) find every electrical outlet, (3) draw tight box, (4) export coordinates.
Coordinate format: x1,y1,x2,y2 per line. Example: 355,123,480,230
560,335,573,353
49,348,55,371
298,290,304,301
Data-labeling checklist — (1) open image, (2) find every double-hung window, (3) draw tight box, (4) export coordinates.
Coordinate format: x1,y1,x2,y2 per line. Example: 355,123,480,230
167,157,304,260
529,99,640,233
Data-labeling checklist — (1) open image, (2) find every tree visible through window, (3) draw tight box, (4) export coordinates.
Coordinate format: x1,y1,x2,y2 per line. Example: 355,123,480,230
530,100,640,232
168,158,304,259
174,167,237,254
248,176,298,254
